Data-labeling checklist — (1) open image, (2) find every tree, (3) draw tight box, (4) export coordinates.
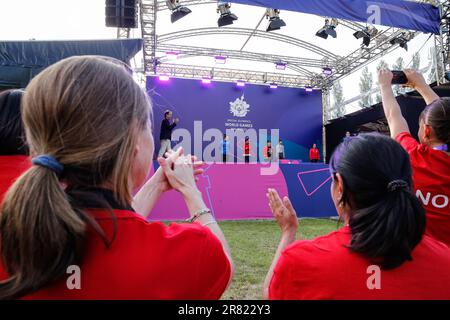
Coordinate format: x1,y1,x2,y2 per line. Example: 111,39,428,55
412,52,421,71
375,60,389,103
332,80,346,119
359,66,373,108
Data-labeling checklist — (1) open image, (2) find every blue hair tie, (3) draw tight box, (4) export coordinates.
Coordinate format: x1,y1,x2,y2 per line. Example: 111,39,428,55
32,155,64,175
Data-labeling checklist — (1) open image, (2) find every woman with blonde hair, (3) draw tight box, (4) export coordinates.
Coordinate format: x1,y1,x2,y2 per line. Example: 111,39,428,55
0,56,233,300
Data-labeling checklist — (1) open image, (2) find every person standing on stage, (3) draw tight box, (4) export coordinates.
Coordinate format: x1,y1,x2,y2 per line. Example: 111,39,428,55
276,139,285,160
158,110,179,158
309,144,320,163
243,137,251,163
263,140,273,162
221,134,230,163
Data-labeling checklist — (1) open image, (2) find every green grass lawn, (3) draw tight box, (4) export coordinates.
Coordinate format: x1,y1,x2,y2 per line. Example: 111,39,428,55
218,219,339,300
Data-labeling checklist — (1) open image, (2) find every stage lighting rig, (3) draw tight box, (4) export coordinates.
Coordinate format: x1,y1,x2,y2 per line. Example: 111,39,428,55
316,18,338,39
217,2,238,27
265,9,286,32
166,0,192,23
354,26,378,47
390,32,413,51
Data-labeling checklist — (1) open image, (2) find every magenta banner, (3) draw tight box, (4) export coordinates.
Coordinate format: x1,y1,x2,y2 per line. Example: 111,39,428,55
148,162,337,221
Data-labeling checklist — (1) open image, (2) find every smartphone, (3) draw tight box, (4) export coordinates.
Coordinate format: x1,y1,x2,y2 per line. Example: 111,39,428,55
391,71,408,85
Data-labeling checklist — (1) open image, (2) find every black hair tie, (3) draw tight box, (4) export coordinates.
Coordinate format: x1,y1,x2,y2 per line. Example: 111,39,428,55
387,180,409,192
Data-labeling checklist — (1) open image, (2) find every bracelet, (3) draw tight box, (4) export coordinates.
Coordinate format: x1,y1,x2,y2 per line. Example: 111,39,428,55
202,220,218,227
186,208,212,223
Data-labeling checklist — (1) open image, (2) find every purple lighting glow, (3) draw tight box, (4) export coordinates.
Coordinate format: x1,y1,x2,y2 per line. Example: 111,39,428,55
202,77,212,84
305,86,313,92
275,62,287,70
159,75,170,82
269,83,278,89
215,56,227,64
236,80,246,87
322,67,333,76
166,51,178,60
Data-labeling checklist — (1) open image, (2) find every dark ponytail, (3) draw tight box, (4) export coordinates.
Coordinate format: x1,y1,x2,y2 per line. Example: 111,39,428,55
330,134,426,270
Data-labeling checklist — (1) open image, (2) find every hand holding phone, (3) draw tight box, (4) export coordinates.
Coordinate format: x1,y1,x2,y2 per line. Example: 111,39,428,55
391,71,408,85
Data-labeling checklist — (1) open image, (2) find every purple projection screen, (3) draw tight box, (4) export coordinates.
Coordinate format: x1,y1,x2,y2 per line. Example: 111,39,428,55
147,77,323,162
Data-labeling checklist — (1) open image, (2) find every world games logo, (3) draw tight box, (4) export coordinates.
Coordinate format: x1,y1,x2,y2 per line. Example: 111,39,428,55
229,94,250,117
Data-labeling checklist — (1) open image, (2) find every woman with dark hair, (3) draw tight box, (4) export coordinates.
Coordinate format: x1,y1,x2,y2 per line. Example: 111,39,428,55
0,89,30,202
0,56,233,300
264,134,450,300
379,69,450,247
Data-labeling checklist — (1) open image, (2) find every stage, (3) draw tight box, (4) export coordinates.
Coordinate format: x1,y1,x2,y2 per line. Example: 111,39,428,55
148,161,337,221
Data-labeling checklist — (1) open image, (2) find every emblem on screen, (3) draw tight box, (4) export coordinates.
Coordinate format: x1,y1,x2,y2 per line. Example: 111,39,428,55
229,94,250,117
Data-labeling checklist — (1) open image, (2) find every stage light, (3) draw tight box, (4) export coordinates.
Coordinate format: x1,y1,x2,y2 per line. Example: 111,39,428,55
275,61,287,70
236,80,246,87
166,0,192,23
316,18,338,39
265,9,286,32
165,51,179,60
305,86,313,92
322,67,333,76
201,77,212,84
159,75,170,82
390,33,411,51
269,83,278,89
353,26,378,47
215,55,227,64
217,2,238,27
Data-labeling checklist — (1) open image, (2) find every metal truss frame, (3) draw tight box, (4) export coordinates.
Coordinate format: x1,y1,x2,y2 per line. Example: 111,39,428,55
117,0,446,91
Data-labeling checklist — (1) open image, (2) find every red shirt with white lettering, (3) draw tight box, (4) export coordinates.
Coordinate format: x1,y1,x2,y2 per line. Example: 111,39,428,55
0,155,31,203
269,226,450,300
396,132,450,247
0,203,231,299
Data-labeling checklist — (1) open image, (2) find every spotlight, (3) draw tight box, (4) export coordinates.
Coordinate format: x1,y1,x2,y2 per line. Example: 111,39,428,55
275,61,287,70
269,83,278,89
166,0,192,23
322,67,333,76
353,26,378,47
316,18,338,39
217,2,238,27
305,86,313,92
236,80,245,87
265,9,286,32
159,75,170,82
390,33,411,51
215,55,227,64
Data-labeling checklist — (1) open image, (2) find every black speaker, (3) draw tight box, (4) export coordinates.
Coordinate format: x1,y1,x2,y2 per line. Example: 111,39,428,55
106,0,138,28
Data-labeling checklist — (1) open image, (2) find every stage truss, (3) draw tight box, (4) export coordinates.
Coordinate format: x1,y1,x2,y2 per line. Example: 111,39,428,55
118,0,449,124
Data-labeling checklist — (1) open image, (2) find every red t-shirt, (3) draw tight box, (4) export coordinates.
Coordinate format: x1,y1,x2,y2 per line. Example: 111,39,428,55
309,148,320,161
0,209,231,300
269,226,450,300
396,132,450,247
244,142,250,156
0,155,31,204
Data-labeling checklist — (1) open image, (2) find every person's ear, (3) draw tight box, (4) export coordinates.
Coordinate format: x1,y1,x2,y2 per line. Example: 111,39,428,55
335,173,345,202
425,125,431,138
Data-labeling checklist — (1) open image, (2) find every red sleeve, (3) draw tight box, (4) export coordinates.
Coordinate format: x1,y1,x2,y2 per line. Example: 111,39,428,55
309,149,313,160
269,250,294,299
396,132,419,153
193,225,231,300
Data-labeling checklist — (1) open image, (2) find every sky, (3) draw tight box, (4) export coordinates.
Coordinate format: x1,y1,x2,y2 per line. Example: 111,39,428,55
0,0,438,117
